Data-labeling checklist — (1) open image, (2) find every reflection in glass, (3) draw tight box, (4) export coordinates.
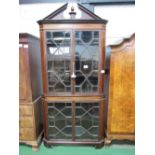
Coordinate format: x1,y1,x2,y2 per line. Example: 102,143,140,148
81,31,92,43
74,31,99,93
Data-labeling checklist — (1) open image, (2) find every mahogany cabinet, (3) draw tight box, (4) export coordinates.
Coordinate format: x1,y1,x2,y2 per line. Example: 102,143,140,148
106,34,135,143
19,33,43,150
38,3,108,147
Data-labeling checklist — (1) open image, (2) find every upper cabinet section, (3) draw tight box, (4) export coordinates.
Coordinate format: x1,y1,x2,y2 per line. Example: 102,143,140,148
38,3,108,24
38,3,107,96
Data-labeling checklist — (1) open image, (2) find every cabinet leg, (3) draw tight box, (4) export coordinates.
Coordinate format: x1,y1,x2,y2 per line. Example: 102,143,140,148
105,138,112,145
44,141,52,148
95,143,104,149
32,145,39,151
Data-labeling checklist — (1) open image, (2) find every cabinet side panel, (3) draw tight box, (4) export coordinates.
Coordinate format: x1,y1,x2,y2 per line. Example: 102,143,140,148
34,97,43,138
104,46,111,130
107,35,135,135
28,36,42,101
19,46,32,101
99,30,106,94
40,28,48,95
19,47,27,100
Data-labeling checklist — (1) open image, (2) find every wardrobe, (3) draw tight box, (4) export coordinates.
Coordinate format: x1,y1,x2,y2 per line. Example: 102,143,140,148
106,34,135,143
19,33,43,150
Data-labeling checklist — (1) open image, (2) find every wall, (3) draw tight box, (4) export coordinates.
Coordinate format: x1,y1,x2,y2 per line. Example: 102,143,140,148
19,3,135,45
95,5,135,45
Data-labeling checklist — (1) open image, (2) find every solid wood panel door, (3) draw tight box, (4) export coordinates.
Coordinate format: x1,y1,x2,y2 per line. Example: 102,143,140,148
19,46,30,100
107,34,135,141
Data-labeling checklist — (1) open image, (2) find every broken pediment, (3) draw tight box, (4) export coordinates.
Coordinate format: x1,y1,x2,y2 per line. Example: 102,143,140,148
38,3,107,24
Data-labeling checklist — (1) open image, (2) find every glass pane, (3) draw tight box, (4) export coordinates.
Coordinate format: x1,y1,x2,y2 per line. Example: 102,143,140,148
48,102,72,140
81,31,92,43
74,31,99,93
75,102,100,141
46,31,71,93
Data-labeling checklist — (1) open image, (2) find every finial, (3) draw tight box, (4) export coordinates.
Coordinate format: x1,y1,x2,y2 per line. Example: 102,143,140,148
71,6,74,12
69,4,76,19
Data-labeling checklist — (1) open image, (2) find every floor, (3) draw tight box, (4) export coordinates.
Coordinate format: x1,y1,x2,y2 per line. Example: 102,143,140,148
19,142,135,155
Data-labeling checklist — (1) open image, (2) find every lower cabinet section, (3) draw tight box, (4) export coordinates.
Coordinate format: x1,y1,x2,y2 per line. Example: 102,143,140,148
19,105,33,115
20,128,35,140
42,98,105,146
47,102,100,141
19,97,43,150
20,117,34,128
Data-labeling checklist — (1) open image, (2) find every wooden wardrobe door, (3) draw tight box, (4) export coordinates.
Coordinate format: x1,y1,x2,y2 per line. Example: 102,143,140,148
19,46,31,101
107,34,135,140
110,48,134,133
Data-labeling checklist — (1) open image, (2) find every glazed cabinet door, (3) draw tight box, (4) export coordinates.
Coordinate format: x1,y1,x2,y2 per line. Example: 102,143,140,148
46,101,103,141
44,30,104,96
74,31,100,94
48,102,72,140
75,102,100,141
45,31,72,95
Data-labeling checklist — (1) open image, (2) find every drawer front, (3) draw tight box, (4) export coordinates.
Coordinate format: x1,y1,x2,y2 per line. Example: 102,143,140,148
19,128,35,140
19,117,34,128
19,105,33,116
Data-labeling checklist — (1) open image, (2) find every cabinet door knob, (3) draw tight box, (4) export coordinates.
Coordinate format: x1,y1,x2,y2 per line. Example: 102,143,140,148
101,70,105,74
71,62,76,78
19,44,29,48
71,72,76,78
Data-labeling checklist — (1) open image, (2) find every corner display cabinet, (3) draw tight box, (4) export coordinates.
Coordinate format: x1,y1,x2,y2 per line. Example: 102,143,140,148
38,3,108,147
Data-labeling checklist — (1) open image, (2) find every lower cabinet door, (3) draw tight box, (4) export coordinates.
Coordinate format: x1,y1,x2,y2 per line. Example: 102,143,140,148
47,101,102,141
75,102,100,141
48,102,72,140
